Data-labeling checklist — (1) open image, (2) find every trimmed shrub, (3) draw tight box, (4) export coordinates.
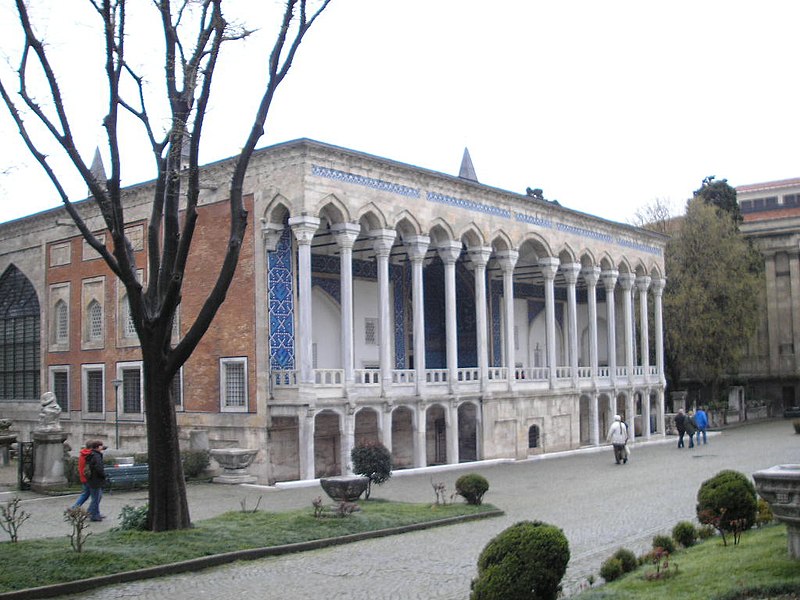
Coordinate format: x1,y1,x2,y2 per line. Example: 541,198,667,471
456,473,490,505
696,469,758,546
599,557,624,583
756,498,774,527
612,548,637,573
182,449,210,479
350,441,392,500
697,524,716,540
672,521,697,547
117,504,148,531
652,534,676,554
471,520,570,600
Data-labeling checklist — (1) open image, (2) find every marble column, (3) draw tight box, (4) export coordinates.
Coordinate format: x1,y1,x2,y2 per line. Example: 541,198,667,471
583,266,601,445
469,246,492,392
540,258,560,388
333,223,361,392
562,262,581,386
497,250,519,391
651,278,666,386
619,273,636,441
765,253,780,372
602,270,619,386
343,410,355,475
415,405,427,468
299,408,315,480
406,235,430,396
439,241,462,393
289,216,320,385
372,229,397,395
448,399,459,465
637,276,651,438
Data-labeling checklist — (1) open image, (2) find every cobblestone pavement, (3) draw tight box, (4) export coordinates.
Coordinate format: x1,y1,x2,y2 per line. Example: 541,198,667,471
4,420,798,599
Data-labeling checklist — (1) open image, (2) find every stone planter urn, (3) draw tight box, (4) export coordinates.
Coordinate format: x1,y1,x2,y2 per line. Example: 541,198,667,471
210,448,258,484
320,476,369,502
753,464,800,558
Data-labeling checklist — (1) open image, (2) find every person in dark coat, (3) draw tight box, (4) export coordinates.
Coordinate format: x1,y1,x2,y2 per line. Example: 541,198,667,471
674,409,687,448
686,411,697,449
85,440,107,521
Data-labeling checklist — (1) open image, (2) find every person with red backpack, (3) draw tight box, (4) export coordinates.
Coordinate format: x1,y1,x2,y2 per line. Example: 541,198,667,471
69,441,94,511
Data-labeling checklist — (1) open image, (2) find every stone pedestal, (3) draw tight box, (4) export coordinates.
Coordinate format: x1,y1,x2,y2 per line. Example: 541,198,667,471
753,464,800,559
31,431,69,492
0,434,16,467
210,448,258,484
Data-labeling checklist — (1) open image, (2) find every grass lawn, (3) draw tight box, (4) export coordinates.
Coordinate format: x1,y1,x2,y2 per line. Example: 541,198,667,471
576,524,800,599
0,500,500,593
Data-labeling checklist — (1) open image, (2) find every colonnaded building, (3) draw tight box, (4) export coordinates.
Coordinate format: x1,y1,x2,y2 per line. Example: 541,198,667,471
0,139,667,483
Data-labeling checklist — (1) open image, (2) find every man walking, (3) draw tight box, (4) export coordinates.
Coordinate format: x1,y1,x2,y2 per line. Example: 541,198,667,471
674,409,687,448
85,440,107,521
695,406,709,444
606,415,629,464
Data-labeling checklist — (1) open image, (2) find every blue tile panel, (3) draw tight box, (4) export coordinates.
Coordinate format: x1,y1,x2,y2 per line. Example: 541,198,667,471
268,227,295,370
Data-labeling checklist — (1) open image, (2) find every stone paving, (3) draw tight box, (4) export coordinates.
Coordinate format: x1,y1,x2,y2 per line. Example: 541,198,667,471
2,419,798,599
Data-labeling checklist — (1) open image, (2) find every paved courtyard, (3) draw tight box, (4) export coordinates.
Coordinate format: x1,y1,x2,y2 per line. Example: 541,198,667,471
3,419,798,599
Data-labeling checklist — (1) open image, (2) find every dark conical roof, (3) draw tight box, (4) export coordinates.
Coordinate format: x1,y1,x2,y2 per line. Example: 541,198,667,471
458,147,478,182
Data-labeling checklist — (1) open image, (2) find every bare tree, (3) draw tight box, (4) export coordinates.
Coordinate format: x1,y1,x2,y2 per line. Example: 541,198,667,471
630,197,676,234
0,0,331,531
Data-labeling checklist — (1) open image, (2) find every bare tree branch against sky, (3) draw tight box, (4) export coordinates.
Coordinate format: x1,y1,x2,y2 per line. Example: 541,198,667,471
2,0,799,224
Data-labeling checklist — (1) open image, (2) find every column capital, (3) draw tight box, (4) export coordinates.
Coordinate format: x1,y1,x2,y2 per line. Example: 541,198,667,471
261,222,284,252
601,269,619,290
495,249,519,273
635,275,652,293
467,245,492,268
288,215,321,244
332,222,361,250
538,257,560,280
560,262,581,285
404,235,430,262
650,277,666,296
582,266,601,287
437,240,462,264
618,272,636,291
370,228,397,257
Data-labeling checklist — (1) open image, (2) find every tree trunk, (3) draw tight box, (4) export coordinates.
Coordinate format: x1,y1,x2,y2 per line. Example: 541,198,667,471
142,346,190,531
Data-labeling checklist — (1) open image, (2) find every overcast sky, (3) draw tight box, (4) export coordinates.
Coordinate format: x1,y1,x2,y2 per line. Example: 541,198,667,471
1,1,799,226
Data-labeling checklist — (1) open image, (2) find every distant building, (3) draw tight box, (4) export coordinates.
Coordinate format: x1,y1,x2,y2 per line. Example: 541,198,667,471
737,178,800,416
0,139,667,482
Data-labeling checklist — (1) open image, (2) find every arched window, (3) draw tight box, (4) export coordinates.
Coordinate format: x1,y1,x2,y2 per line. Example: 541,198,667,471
55,300,68,343
121,295,137,338
528,425,540,449
87,299,103,341
0,266,40,399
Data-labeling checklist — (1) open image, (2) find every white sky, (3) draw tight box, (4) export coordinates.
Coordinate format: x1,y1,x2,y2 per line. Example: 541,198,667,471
1,0,799,226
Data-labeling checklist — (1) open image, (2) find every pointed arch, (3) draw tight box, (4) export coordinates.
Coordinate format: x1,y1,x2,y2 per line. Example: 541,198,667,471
458,223,485,248
392,212,422,239
317,194,351,225
0,265,40,399
262,195,292,226
356,203,388,231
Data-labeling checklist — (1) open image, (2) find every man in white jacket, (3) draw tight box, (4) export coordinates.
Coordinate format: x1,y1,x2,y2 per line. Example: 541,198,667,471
606,415,629,465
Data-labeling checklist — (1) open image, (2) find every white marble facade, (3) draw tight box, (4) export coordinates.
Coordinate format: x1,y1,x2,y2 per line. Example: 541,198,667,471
255,140,667,481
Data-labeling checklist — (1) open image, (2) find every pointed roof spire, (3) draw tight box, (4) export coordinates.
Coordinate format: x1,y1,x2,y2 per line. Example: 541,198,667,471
89,147,106,185
459,147,478,182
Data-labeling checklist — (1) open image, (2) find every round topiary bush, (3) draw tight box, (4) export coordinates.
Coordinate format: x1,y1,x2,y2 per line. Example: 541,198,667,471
612,548,637,573
471,520,570,600
652,534,676,555
696,469,758,545
350,441,392,500
599,557,624,583
672,521,697,547
456,473,490,505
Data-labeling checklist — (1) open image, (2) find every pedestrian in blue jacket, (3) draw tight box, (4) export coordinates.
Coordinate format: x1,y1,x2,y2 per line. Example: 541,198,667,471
695,407,709,444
